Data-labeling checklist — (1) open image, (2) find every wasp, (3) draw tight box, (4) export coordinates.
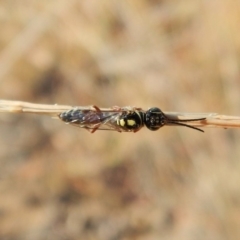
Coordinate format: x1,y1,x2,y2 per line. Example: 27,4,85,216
59,106,206,133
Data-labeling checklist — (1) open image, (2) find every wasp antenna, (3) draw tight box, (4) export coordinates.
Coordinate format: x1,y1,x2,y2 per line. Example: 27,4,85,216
172,117,206,122
167,121,204,132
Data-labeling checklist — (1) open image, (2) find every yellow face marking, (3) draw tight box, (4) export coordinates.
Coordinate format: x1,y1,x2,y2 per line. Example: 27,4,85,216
127,119,136,126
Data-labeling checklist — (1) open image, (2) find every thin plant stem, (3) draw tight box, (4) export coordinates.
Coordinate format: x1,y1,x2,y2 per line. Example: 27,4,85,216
0,100,239,130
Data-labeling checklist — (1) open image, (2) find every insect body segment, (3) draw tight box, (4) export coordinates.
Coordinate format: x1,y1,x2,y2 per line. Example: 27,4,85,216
59,108,116,133
144,107,205,132
59,106,205,133
116,111,144,132
59,108,102,125
144,107,165,130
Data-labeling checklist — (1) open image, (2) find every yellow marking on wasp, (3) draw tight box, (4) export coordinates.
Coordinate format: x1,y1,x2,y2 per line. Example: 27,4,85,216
117,119,126,126
127,119,136,126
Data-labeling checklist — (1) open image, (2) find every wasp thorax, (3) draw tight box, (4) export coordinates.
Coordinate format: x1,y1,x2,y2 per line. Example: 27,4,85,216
144,107,165,131
117,111,144,132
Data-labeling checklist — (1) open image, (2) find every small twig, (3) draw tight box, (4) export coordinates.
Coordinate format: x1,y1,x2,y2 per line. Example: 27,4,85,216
0,100,72,116
0,99,239,130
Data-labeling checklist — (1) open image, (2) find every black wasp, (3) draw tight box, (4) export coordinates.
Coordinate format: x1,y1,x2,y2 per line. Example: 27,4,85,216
59,106,206,133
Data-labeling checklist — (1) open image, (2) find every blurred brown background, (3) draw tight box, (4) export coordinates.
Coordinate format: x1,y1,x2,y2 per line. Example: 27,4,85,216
0,1,240,239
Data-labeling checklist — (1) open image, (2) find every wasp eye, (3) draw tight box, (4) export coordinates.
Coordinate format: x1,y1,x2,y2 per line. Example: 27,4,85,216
144,107,165,131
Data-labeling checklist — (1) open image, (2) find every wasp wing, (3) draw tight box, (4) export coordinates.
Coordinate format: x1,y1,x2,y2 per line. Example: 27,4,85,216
59,109,131,132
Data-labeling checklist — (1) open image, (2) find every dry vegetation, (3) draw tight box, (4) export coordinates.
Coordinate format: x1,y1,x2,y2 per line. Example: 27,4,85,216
0,1,240,239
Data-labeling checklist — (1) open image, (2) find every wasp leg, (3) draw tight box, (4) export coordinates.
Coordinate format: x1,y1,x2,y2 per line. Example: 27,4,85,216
84,124,101,133
88,106,102,133
133,128,141,133
90,127,98,133
130,106,142,111
112,106,122,111
112,106,142,111
85,128,93,133
89,105,101,112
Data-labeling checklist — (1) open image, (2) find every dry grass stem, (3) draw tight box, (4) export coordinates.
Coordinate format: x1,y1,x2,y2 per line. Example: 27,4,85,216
0,100,239,130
